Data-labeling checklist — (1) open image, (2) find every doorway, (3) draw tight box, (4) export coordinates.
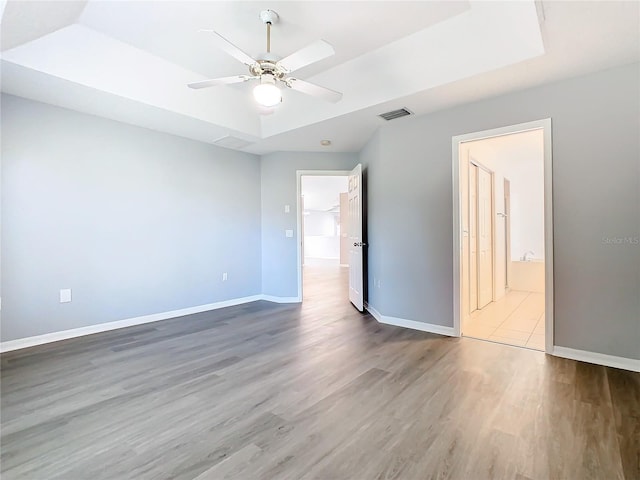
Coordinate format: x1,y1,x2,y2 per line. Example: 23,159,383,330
301,175,349,267
453,119,553,353
296,171,350,303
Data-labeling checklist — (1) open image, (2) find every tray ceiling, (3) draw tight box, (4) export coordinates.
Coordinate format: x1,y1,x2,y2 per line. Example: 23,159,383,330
1,1,638,154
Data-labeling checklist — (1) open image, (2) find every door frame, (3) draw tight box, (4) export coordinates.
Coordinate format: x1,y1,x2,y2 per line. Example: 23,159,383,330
452,118,554,353
296,170,351,301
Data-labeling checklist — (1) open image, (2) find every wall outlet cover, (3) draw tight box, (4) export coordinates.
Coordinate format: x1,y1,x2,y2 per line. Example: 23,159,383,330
60,289,72,303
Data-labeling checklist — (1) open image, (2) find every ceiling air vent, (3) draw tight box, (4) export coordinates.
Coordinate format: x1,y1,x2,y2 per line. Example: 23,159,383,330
378,108,413,121
212,135,253,150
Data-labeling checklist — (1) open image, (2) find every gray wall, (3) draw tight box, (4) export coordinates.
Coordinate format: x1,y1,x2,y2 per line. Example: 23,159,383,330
361,62,640,359
4,63,639,360
261,152,358,298
1,94,262,342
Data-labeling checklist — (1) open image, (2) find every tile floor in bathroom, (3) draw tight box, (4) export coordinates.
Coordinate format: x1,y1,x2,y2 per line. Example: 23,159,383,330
463,290,545,351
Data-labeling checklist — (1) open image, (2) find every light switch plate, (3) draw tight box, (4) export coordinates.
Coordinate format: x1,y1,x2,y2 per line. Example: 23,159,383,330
285,229,294,238
284,205,290,213
60,288,72,303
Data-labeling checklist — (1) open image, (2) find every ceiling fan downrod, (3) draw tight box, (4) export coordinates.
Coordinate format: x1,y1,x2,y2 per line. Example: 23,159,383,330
260,9,279,54
267,21,271,53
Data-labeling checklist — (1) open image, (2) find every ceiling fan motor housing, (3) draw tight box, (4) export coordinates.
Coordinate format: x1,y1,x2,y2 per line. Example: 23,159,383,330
249,53,287,80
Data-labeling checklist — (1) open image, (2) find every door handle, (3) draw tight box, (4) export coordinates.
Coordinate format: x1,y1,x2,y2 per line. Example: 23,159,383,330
353,242,367,247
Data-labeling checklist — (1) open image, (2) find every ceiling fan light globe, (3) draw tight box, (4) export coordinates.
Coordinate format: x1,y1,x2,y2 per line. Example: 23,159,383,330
253,83,281,107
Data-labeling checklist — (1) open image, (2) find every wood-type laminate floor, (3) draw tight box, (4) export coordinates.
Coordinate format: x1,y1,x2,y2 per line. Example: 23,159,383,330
1,265,638,480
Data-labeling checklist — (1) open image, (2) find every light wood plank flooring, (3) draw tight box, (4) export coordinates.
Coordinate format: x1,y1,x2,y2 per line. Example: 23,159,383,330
464,291,545,351
1,267,638,480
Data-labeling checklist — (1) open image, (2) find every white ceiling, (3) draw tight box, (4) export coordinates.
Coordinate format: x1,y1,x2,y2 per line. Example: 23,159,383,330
301,176,348,212
1,1,638,155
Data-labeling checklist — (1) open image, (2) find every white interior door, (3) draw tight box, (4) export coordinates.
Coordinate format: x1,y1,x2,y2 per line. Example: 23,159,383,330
339,192,350,265
478,167,494,308
493,175,506,300
348,164,364,311
300,195,305,264
504,179,511,290
469,164,478,312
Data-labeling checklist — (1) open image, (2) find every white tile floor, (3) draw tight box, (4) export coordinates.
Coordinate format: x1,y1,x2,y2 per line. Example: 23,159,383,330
463,290,545,351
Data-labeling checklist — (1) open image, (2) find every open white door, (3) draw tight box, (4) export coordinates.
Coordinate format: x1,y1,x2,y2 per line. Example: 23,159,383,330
348,164,364,311
477,167,494,308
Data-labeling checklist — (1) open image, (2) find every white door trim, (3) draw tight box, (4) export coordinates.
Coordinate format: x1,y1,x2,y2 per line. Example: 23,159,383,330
296,170,351,301
452,118,554,353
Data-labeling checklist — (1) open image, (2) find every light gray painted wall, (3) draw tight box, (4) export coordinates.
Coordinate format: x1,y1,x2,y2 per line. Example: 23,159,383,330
261,152,358,298
1,94,262,342
360,63,640,359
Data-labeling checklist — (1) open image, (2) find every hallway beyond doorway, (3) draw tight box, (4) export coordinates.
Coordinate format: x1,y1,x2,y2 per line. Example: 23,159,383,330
302,262,348,306
463,290,545,351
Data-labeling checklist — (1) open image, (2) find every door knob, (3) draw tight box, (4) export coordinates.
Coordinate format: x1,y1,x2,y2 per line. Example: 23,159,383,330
353,242,367,247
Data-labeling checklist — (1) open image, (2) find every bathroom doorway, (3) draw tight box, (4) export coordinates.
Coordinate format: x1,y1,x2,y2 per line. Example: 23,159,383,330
453,120,553,352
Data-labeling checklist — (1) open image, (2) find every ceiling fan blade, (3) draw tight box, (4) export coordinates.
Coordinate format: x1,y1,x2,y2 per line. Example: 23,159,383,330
199,29,257,66
187,75,253,89
286,78,342,103
277,40,335,73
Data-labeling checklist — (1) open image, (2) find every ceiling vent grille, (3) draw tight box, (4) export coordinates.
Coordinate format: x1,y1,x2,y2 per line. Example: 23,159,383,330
212,135,253,150
378,108,413,121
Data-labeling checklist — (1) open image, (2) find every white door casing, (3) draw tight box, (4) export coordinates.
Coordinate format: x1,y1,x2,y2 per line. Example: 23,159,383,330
452,118,553,354
348,164,364,311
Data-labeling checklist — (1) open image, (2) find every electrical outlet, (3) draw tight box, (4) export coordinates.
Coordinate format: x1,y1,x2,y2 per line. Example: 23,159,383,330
222,272,228,281
60,288,72,303
285,229,293,238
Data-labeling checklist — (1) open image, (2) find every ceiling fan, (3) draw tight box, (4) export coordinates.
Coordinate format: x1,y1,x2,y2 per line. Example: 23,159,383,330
187,9,343,110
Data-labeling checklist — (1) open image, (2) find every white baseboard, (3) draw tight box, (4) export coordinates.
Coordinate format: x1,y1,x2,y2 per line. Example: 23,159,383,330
5,296,637,374
552,346,640,372
365,304,639,371
259,295,301,304
1,294,265,353
364,302,382,322
364,302,456,337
